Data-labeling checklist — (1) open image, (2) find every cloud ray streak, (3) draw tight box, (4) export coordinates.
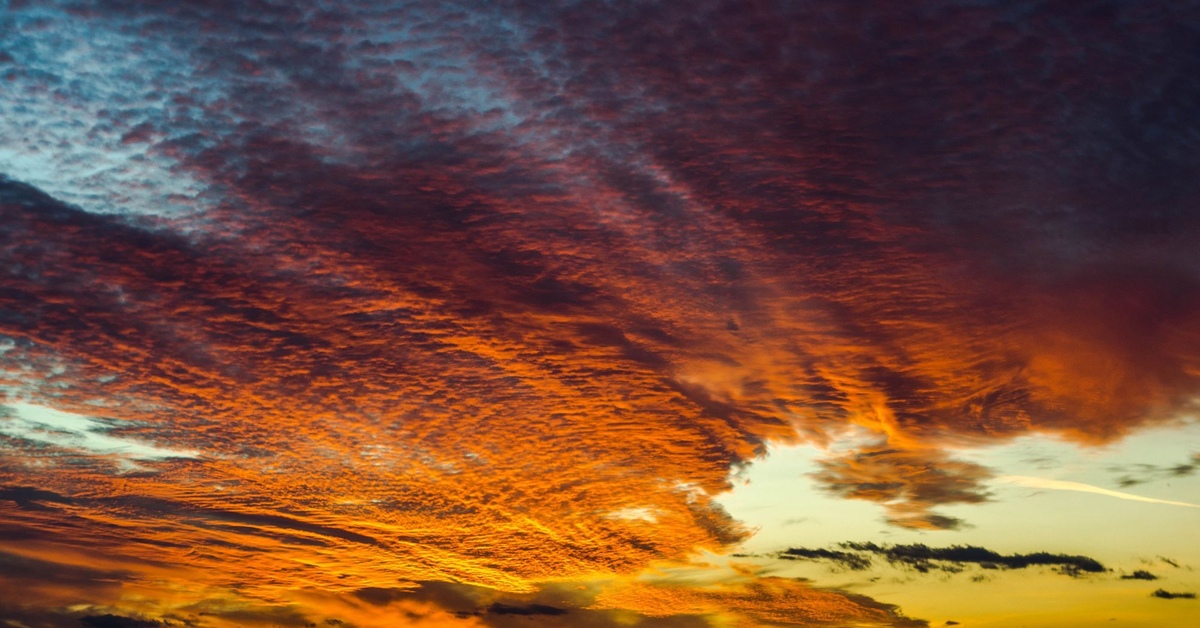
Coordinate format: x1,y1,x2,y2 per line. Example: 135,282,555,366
995,476,1200,509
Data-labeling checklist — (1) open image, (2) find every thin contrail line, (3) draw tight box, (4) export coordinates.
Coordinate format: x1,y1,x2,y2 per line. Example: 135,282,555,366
995,476,1200,509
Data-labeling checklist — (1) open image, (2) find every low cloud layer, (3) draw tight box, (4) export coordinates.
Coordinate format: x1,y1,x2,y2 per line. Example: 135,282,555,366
774,542,1106,577
1151,589,1197,600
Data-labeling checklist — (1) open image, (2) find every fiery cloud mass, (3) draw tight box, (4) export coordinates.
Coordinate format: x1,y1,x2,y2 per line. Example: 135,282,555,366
2,1,1199,626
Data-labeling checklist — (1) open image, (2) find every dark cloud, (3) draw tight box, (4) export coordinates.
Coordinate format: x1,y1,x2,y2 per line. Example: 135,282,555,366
1171,455,1200,476
80,615,163,628
1151,589,1197,600
351,581,714,627
777,547,873,571
0,549,134,590
0,606,86,628
1120,570,1159,581
1112,453,1200,487
0,485,77,511
841,543,1106,576
775,543,1106,577
485,602,568,616
188,605,315,628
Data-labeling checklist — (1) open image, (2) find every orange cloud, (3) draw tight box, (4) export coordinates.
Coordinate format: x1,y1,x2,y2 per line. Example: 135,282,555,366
591,574,923,627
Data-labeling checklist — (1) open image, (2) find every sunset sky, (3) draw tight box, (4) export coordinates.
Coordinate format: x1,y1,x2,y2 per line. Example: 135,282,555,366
1,1,1199,626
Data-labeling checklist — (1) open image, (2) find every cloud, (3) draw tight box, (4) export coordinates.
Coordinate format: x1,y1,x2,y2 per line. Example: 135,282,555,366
995,476,1200,508
1120,570,1159,581
811,448,991,529
0,403,197,470
80,616,163,628
589,575,927,627
1111,453,1200,487
773,543,1106,577
348,576,919,627
343,581,698,627
843,543,1105,577
1,0,1199,624
0,485,76,511
0,556,928,628
1151,589,1197,600
777,547,873,571
0,174,759,591
484,603,567,616
0,549,135,594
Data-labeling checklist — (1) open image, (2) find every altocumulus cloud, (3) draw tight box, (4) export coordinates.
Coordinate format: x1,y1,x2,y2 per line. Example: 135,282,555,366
1,0,1199,626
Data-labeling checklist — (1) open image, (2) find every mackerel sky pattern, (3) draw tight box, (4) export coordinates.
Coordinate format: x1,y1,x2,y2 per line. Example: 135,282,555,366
1,1,1199,626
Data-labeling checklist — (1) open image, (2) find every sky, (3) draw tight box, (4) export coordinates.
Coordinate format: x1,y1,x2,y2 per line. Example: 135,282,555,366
1,1,1198,626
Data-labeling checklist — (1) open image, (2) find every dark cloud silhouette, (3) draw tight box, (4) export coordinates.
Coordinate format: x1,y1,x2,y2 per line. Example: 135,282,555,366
486,602,568,616
841,543,1106,576
80,615,163,628
0,485,77,511
777,547,873,571
1121,570,1159,581
1151,589,1196,600
776,543,1106,577
0,550,134,591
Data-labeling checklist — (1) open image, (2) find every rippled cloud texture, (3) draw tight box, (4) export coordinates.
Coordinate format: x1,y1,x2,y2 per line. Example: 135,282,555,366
2,1,1199,626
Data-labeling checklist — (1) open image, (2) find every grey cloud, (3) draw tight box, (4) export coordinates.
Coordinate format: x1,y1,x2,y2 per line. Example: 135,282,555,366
1151,589,1196,600
773,542,1106,578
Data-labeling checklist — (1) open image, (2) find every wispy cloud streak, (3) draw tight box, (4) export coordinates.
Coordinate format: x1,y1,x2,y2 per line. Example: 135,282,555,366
996,476,1200,509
